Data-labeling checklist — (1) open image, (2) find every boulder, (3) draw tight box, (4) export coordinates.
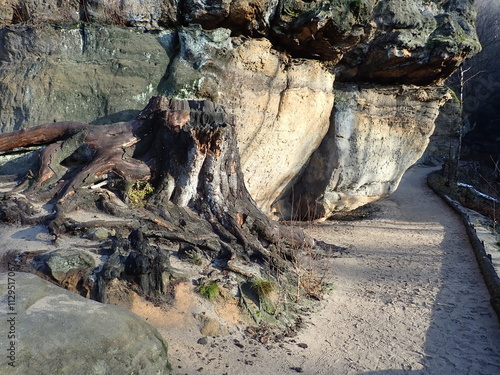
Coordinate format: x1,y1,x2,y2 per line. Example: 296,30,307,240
32,249,97,297
0,272,170,375
40,249,96,282
285,83,450,219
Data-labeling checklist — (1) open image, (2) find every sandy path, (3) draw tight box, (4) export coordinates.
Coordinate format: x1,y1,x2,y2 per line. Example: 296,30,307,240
166,167,500,375
292,167,500,374
2,167,500,374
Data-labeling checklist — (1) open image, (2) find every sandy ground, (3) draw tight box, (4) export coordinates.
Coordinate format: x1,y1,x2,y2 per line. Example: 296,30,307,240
162,166,500,375
2,166,500,374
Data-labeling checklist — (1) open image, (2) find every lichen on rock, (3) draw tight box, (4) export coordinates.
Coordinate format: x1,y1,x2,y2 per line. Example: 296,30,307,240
0,24,168,133
336,0,481,85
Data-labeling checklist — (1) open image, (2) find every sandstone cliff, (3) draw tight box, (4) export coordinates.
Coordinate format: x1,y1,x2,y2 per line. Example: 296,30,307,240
284,84,451,219
0,0,480,219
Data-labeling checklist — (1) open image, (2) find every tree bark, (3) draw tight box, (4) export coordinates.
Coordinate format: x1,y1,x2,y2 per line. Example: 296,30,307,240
0,97,314,271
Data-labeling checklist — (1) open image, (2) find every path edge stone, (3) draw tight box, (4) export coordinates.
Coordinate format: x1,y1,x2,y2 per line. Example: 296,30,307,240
427,171,500,322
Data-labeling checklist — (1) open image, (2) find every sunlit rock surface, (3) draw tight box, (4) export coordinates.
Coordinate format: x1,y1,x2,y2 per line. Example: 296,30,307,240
281,84,451,219
0,0,480,218
0,273,169,375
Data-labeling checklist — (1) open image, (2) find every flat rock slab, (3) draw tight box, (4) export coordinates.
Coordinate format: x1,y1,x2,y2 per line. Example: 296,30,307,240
0,272,169,375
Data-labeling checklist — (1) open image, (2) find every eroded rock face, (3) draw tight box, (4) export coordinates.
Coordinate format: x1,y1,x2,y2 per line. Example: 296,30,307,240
0,0,481,218
0,0,80,25
0,272,170,375
0,23,334,211
163,27,335,210
336,0,481,85
270,0,377,62
284,84,450,219
0,24,168,133
1,1,481,81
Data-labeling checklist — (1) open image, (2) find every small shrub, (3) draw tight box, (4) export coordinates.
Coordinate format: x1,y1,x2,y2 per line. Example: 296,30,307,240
179,245,203,266
185,249,202,266
128,180,154,208
300,273,327,301
250,278,277,300
196,280,220,301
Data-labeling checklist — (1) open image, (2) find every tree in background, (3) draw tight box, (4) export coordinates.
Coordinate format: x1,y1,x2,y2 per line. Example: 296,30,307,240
457,0,500,160
446,0,500,188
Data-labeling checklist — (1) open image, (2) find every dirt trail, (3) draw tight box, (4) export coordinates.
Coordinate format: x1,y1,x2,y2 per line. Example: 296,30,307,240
293,166,500,374
165,166,500,375
2,167,500,374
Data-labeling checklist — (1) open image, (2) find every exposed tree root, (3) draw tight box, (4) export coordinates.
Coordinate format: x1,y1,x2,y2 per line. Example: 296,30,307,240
0,97,317,293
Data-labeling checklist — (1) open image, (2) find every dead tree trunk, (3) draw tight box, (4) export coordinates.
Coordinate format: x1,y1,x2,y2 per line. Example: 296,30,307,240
0,97,314,270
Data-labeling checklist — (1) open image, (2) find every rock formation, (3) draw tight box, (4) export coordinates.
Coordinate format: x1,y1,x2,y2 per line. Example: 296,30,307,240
0,272,170,375
0,0,481,219
286,84,451,219
419,99,462,166
0,1,482,372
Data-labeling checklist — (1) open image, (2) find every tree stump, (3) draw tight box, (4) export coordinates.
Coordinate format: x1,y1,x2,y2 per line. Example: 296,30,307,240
0,97,315,297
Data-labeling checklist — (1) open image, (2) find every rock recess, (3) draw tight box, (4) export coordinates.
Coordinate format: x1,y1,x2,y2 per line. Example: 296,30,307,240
419,99,462,166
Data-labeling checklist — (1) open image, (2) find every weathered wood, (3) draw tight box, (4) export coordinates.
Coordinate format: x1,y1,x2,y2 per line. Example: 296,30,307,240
0,122,89,152
0,97,317,299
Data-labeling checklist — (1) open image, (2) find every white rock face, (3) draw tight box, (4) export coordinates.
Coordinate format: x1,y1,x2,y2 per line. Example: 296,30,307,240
164,28,336,213
223,39,335,212
284,83,450,219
